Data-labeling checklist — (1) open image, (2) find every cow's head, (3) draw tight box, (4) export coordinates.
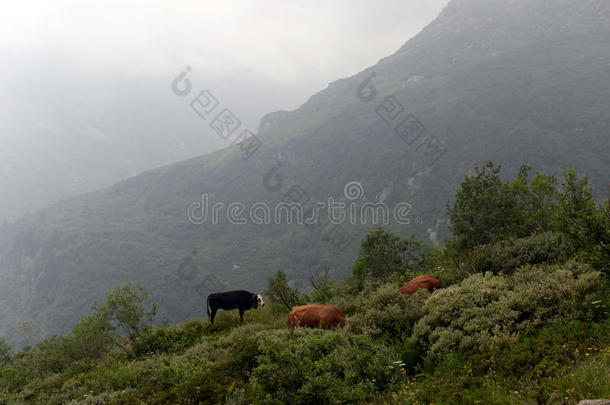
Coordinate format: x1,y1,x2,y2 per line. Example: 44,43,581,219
253,292,265,308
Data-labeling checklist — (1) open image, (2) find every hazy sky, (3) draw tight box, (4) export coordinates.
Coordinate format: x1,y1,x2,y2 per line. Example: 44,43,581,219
1,0,448,129
0,1,449,221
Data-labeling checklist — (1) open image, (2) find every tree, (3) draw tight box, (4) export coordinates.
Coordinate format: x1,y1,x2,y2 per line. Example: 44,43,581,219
94,282,157,347
447,161,560,253
352,227,431,282
0,336,12,366
528,172,559,232
554,169,610,272
27,284,154,373
310,265,330,289
265,269,300,311
62,313,114,362
447,162,520,251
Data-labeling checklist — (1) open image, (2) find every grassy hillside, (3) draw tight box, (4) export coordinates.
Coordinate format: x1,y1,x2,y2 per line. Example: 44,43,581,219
1,0,610,346
0,161,608,404
0,232,608,403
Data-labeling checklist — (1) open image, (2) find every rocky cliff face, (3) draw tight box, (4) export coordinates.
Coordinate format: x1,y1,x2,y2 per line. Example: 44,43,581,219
257,110,292,134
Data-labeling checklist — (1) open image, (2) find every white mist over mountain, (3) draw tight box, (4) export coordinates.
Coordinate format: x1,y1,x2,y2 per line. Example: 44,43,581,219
0,0,447,222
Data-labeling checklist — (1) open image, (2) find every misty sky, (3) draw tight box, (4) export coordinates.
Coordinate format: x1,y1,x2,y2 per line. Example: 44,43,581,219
0,1,449,222
1,0,448,129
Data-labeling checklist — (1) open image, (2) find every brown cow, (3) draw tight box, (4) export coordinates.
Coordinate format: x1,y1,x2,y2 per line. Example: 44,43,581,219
399,275,441,295
287,304,347,329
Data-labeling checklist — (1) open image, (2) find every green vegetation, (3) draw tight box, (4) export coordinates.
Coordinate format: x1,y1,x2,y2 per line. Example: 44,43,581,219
0,162,607,404
265,270,301,311
352,228,432,283
0,338,11,367
447,162,560,252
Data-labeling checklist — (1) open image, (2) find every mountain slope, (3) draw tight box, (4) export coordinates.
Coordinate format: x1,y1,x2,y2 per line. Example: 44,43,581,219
1,0,610,346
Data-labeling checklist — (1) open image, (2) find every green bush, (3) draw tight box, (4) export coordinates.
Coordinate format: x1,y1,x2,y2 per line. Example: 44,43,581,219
352,227,432,282
0,364,33,393
413,266,606,362
532,346,610,404
250,330,401,405
555,169,610,273
265,269,301,311
471,232,570,274
0,337,11,367
488,319,610,379
170,336,259,404
390,353,517,405
347,283,428,341
134,319,210,356
447,162,560,253
393,321,610,405
303,278,356,306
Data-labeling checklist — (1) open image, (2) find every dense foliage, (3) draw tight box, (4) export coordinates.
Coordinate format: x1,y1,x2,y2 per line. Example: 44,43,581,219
412,267,605,361
265,269,301,311
470,232,569,274
351,228,432,282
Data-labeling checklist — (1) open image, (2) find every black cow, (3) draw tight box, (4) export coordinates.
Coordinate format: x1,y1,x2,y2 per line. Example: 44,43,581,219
207,290,265,324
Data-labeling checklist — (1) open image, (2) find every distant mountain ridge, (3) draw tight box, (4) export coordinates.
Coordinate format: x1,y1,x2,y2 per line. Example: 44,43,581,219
1,0,609,346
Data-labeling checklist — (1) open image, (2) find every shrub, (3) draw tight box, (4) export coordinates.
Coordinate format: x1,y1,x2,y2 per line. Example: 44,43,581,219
447,162,560,253
413,266,605,362
20,315,115,375
347,283,428,341
488,319,610,379
0,337,11,366
134,319,210,356
94,282,157,346
470,232,570,274
62,313,115,362
352,228,432,282
390,353,517,405
303,279,353,305
555,169,610,273
171,336,259,404
532,345,610,404
265,269,301,311
250,330,401,405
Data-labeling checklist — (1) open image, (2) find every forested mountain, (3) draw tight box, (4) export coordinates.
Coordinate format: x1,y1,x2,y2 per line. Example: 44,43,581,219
1,0,609,346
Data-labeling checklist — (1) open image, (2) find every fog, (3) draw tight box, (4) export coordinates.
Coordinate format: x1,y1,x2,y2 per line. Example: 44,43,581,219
0,0,448,222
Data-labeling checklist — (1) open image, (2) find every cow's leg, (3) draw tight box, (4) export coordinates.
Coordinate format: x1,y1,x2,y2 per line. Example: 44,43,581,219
210,308,217,324
239,308,245,324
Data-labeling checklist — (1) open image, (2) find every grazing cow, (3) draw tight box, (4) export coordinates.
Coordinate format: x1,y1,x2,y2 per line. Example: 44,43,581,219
399,275,441,295
207,290,264,324
287,304,347,329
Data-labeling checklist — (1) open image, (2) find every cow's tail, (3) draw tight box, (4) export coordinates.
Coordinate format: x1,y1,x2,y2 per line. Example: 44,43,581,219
206,295,211,318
